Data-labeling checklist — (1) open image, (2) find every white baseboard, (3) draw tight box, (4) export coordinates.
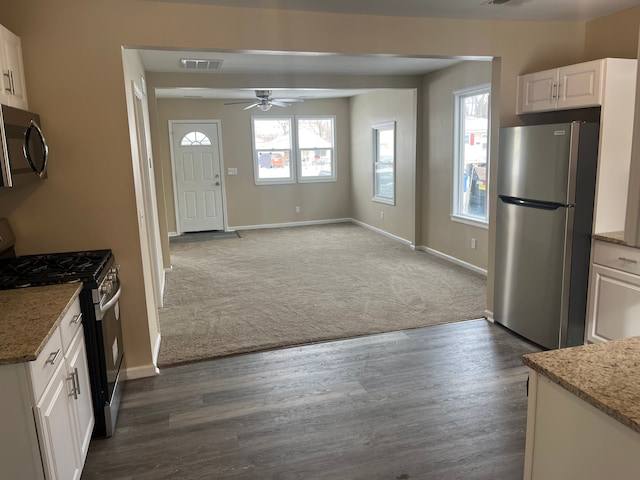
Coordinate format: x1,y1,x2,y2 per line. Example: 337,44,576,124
124,363,159,380
484,310,494,322
123,333,162,379
152,332,162,366
228,218,351,231
349,219,413,246
416,245,488,276
168,231,179,237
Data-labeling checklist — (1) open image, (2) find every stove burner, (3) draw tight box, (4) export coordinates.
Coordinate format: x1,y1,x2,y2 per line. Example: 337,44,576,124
0,249,112,289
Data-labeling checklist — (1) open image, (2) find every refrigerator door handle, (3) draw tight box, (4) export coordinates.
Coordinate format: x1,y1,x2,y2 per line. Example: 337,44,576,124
498,195,572,211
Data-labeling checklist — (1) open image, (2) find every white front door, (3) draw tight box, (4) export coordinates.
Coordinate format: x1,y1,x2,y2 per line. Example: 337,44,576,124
171,122,225,233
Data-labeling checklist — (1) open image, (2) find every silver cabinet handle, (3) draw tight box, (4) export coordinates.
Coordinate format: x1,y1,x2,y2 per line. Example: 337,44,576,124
46,349,62,366
552,83,557,99
68,369,79,400
71,313,83,325
74,368,81,396
618,256,638,264
3,71,11,93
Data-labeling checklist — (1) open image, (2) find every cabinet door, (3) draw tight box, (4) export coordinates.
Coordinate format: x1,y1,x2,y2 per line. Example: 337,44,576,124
66,327,94,464
557,60,602,110
587,264,640,343
0,25,28,110
516,68,558,114
34,362,82,480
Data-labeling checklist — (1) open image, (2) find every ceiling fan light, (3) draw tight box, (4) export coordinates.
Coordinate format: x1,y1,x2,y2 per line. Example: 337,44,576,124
258,103,272,111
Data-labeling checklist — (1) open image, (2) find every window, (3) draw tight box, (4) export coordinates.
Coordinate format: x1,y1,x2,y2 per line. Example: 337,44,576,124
453,85,490,225
252,117,294,184
252,116,337,185
372,122,396,205
297,116,336,182
180,131,211,146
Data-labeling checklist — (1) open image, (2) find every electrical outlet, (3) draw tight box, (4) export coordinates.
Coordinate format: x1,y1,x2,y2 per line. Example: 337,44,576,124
471,238,477,250
380,211,384,220
295,206,300,213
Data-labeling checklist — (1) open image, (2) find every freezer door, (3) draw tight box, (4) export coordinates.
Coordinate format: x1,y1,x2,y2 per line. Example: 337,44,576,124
494,197,572,349
498,123,575,204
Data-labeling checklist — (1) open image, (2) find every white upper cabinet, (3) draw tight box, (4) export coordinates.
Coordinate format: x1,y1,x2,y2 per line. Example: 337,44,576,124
0,24,28,110
516,59,632,114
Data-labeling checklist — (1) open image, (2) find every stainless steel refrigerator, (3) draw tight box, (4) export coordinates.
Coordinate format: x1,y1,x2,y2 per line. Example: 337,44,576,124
494,122,599,349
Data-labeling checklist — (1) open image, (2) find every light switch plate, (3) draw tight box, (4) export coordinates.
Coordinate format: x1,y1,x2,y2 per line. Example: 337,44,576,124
228,168,238,175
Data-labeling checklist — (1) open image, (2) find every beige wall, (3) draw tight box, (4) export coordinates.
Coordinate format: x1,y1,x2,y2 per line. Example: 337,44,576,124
585,8,640,60
155,97,352,231
350,90,417,243
421,61,492,270
4,0,631,375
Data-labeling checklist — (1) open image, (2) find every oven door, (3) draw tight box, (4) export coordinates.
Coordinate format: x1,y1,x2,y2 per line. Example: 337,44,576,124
96,277,124,437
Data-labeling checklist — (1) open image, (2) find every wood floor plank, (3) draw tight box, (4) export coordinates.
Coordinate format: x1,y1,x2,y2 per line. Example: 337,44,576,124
82,319,540,479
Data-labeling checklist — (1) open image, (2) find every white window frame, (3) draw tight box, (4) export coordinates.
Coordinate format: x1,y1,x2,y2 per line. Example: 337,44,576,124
251,115,295,185
452,84,490,228
296,115,337,183
372,121,396,205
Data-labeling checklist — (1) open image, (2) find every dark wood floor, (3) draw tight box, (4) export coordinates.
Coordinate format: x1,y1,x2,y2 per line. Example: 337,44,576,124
81,319,540,480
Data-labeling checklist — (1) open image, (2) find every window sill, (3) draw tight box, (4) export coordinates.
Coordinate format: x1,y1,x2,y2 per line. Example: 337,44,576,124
298,176,337,183
450,214,488,229
372,196,395,206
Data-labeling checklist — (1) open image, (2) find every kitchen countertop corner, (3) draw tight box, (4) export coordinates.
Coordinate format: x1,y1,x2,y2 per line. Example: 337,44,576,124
523,337,640,435
0,283,83,365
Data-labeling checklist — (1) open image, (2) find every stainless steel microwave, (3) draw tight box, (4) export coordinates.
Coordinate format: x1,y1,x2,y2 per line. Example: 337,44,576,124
0,104,48,187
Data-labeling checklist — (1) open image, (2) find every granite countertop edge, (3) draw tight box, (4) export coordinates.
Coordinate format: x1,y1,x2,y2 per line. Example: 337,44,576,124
524,339,640,435
593,230,632,247
0,284,83,366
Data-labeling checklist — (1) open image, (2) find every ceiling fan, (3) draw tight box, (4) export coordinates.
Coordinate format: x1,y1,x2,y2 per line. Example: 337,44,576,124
224,90,304,111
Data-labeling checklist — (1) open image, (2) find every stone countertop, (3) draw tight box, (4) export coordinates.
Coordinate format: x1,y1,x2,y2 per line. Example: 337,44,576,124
593,230,637,247
523,337,640,434
0,283,83,365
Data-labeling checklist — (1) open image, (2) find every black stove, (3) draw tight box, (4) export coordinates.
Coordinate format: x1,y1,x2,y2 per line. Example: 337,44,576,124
0,249,111,289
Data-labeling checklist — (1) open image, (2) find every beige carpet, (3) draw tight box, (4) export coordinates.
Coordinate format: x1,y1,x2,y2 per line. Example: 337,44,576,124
158,223,487,366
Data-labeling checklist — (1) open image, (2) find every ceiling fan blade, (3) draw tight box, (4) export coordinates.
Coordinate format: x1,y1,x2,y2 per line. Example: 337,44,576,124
274,98,304,103
224,100,258,105
243,102,260,110
269,100,292,107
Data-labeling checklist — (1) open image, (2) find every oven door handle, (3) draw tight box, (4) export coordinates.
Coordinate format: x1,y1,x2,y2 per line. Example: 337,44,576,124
100,282,122,313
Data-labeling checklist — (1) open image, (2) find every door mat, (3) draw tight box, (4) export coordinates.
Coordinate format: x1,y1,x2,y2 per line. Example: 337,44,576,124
170,230,241,244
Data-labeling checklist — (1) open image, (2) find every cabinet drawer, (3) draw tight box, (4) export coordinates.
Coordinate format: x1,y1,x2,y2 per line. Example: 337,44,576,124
588,264,640,342
59,298,82,353
29,326,64,401
593,241,640,275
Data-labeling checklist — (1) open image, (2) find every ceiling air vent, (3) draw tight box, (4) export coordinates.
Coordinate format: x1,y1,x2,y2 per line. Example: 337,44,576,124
179,59,223,70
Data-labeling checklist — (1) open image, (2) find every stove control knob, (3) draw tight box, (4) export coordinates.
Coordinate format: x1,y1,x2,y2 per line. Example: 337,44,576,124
107,273,117,282
101,281,113,295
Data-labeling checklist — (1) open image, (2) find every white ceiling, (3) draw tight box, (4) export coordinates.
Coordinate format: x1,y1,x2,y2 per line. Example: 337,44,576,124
150,0,640,22
143,0,640,100
142,51,466,100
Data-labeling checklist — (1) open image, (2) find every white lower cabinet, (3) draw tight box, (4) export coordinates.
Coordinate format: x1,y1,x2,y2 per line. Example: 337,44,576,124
586,240,640,343
34,360,83,480
524,370,640,480
0,297,93,480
